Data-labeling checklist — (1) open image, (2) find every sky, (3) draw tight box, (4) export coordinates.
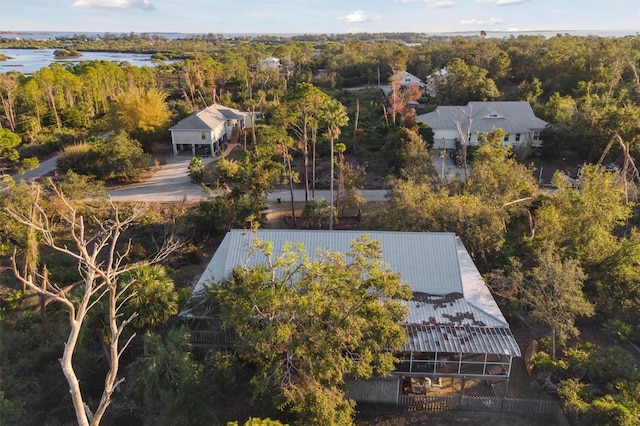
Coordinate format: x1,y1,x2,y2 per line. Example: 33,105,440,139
2,0,639,35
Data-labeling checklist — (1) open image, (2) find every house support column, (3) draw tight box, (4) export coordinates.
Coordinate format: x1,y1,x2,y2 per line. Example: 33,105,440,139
172,142,177,156
499,356,513,411
459,378,466,407
191,144,196,157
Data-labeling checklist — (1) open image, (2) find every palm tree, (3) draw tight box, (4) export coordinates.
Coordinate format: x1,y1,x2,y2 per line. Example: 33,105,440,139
321,99,349,230
121,264,178,332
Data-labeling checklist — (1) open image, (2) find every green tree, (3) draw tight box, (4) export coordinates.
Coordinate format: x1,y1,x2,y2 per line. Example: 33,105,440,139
320,98,349,229
515,77,543,102
301,198,332,229
533,165,631,269
395,127,434,182
363,180,506,266
119,264,178,332
436,58,500,104
128,328,219,425
0,128,20,162
278,82,330,202
465,129,538,205
519,243,594,357
110,87,170,148
187,157,205,183
93,131,151,182
209,235,411,425
257,124,299,227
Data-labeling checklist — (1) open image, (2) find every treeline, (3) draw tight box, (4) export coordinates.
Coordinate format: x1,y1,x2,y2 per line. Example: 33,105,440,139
1,33,639,162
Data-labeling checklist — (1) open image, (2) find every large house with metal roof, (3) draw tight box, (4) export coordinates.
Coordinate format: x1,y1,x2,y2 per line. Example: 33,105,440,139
183,229,521,405
417,101,547,151
169,104,251,157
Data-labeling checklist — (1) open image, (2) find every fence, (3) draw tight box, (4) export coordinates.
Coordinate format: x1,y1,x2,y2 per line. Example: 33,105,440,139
396,394,569,425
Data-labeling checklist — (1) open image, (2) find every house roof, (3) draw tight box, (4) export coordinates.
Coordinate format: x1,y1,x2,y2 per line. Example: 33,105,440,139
188,229,520,357
417,101,547,135
400,71,425,85
169,104,248,132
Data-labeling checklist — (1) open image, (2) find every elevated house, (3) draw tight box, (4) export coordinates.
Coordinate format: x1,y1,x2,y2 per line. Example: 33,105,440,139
182,229,521,406
169,104,251,157
417,101,548,153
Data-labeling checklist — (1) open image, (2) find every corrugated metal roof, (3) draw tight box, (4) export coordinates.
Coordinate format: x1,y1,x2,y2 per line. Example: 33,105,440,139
188,230,520,357
404,294,502,327
403,324,521,356
169,104,248,131
192,230,464,296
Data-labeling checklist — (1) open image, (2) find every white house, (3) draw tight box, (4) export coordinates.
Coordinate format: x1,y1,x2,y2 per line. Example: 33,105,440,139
380,71,429,103
169,104,251,157
398,71,426,89
424,67,448,98
183,230,521,405
257,56,281,71
417,101,548,151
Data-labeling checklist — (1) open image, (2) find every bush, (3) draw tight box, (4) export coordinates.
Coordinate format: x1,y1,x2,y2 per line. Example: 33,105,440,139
187,157,204,183
57,143,95,175
57,131,150,183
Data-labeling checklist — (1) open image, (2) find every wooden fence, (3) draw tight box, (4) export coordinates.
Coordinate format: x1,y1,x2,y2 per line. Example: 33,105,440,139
396,394,570,425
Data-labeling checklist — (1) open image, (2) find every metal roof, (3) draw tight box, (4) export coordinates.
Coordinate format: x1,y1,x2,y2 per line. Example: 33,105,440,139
188,229,520,357
169,104,248,132
192,230,464,296
404,324,521,356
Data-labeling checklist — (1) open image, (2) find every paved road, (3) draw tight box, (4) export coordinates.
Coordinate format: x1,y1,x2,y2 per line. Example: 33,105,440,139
9,146,464,203
107,154,215,202
11,155,60,183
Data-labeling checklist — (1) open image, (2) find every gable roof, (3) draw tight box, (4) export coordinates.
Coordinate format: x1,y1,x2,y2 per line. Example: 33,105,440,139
417,101,547,134
188,230,520,356
399,71,425,85
169,104,248,132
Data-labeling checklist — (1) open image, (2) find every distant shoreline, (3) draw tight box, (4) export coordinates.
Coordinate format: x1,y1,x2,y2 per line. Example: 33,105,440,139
1,29,637,40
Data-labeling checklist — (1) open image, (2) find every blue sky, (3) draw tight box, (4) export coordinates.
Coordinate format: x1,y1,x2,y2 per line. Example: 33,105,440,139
2,0,638,35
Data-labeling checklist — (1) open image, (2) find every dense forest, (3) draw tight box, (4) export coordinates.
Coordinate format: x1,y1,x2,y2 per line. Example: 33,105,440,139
0,32,639,426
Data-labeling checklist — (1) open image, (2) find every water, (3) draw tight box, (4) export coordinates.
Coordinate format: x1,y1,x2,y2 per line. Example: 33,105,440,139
0,48,170,74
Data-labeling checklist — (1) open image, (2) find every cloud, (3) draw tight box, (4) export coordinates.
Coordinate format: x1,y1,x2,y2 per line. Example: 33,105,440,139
475,0,529,5
71,0,155,11
460,17,504,25
425,0,456,8
339,10,381,23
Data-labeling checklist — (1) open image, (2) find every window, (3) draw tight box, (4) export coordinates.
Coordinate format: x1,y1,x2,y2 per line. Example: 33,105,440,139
201,131,206,140
533,131,541,141
515,133,521,142
503,133,509,142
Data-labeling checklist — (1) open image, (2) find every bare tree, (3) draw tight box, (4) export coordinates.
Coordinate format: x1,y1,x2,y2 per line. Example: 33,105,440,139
6,183,179,426
454,105,473,179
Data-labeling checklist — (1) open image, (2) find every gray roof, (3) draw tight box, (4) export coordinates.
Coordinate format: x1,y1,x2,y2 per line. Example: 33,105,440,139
417,101,547,134
169,104,248,132
404,324,521,356
189,229,519,357
192,230,466,296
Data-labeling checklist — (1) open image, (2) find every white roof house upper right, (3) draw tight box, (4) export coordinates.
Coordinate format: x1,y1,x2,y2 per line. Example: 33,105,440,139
417,101,548,151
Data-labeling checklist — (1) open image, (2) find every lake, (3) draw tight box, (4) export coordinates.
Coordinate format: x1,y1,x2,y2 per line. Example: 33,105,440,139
0,48,173,74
